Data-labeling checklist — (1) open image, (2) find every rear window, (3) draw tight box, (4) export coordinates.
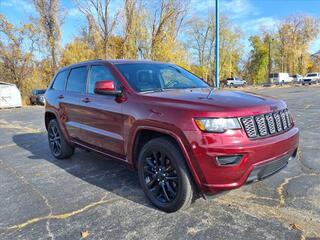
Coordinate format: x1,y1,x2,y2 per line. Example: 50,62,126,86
66,67,88,93
52,70,69,90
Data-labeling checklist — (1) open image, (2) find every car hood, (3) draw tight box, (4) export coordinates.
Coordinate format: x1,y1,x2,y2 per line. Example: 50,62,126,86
142,88,286,117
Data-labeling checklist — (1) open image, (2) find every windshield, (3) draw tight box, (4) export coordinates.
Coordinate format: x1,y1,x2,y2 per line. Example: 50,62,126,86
115,63,209,92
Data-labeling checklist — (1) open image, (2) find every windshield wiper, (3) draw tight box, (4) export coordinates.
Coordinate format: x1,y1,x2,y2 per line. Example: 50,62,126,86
140,88,164,93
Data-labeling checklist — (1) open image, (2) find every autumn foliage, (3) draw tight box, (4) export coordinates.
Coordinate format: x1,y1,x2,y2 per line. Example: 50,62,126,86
0,0,319,102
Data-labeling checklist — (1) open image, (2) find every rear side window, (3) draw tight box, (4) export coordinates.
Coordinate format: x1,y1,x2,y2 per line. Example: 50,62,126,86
52,70,69,90
88,65,117,94
66,67,88,93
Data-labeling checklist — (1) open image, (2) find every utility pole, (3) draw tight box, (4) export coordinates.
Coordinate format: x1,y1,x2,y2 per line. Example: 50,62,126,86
268,38,274,84
215,0,220,89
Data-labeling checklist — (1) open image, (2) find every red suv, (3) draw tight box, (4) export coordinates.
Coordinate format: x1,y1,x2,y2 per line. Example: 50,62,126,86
45,60,299,212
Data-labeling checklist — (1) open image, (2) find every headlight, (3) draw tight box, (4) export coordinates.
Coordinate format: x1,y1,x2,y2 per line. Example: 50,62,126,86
194,118,241,133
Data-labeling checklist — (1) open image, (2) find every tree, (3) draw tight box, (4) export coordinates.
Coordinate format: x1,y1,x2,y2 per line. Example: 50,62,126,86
77,0,120,59
276,14,319,74
187,15,242,84
244,35,269,85
0,14,43,99
60,39,95,66
33,0,62,72
148,0,189,61
122,0,148,59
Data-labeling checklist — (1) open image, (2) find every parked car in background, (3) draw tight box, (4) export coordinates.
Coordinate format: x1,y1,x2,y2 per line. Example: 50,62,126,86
0,82,22,108
223,77,246,87
302,72,320,85
44,60,299,212
291,74,303,83
269,72,293,85
29,89,46,105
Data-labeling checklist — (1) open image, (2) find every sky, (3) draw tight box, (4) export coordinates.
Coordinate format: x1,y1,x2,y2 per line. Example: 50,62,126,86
0,0,320,54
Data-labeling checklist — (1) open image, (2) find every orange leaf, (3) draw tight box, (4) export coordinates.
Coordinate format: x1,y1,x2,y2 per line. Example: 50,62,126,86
81,230,90,238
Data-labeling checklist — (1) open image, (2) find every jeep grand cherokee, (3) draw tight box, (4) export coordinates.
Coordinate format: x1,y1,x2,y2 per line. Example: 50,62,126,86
45,60,299,212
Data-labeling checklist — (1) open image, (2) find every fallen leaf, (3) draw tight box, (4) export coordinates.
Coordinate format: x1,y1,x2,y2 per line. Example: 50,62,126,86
289,223,302,231
81,230,89,238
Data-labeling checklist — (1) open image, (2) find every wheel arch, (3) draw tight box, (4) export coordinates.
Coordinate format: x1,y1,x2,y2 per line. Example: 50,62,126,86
129,126,204,191
45,111,57,130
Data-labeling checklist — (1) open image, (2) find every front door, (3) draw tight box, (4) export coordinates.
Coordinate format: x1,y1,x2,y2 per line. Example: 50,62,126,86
79,64,125,159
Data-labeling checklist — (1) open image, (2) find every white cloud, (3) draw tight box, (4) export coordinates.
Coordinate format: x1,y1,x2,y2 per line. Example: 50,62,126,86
0,0,34,13
241,17,279,35
67,8,83,18
220,0,258,19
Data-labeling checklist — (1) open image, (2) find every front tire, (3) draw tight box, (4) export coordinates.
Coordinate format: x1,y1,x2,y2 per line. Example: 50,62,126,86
48,119,74,159
138,137,194,212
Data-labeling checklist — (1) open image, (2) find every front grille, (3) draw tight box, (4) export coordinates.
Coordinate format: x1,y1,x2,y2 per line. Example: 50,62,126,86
241,109,293,139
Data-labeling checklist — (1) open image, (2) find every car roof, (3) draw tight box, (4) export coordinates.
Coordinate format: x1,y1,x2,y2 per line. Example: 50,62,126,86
59,59,172,71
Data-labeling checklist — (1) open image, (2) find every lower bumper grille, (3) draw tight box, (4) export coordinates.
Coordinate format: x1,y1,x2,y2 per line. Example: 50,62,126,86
246,154,292,183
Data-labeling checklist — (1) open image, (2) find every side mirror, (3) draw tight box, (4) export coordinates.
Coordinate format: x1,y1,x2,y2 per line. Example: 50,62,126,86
94,80,122,96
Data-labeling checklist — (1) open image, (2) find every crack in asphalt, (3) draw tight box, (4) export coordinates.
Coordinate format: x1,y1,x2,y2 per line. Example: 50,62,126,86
1,194,121,234
215,189,320,239
212,151,320,239
0,159,55,239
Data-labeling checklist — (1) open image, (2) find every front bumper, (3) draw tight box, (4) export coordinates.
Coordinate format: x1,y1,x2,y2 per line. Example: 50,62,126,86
185,126,299,194
246,151,295,183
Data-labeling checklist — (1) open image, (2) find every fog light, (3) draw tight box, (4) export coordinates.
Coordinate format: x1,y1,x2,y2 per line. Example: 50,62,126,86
216,155,243,166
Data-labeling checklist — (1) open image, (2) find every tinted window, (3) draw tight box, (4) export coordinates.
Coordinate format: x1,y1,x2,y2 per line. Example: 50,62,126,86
66,67,87,93
115,63,208,92
52,70,69,90
88,65,117,94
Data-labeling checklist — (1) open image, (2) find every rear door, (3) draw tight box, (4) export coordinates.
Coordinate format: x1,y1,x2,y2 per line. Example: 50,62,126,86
63,66,89,140
79,64,125,159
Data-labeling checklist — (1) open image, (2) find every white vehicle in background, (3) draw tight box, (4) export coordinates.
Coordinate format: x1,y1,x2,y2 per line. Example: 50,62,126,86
223,77,247,87
269,73,293,85
302,72,320,85
291,74,303,83
0,82,22,109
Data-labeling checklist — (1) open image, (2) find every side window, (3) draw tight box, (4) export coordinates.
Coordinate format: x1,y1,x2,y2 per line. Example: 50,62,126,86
66,67,88,93
88,65,117,94
52,70,69,91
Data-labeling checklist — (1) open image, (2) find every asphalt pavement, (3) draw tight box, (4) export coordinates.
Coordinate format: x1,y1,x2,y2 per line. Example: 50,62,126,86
0,86,319,240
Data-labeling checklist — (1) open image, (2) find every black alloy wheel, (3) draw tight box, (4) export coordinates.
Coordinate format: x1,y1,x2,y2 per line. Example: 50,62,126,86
138,137,194,212
47,119,74,159
143,150,178,203
48,123,62,156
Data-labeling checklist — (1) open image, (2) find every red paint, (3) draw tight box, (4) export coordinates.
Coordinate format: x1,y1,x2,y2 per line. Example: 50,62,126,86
95,80,115,92
45,60,299,195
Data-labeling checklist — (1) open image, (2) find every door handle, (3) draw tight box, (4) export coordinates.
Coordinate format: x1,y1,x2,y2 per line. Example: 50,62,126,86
81,97,91,103
58,95,64,99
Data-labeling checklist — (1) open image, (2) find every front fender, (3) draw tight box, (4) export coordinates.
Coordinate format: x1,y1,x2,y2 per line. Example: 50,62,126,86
126,120,206,190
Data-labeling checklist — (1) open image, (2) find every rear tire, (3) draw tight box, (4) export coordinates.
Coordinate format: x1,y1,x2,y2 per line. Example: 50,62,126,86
138,137,194,212
48,119,74,159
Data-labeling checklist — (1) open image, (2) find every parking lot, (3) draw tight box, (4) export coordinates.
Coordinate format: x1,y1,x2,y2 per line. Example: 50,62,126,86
0,86,319,240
